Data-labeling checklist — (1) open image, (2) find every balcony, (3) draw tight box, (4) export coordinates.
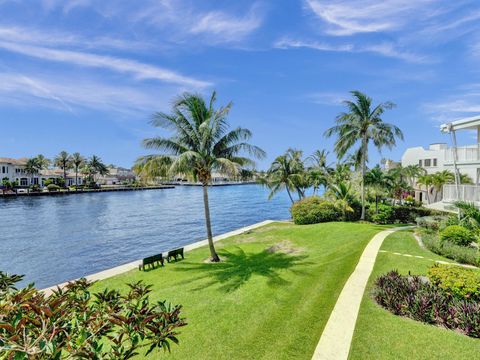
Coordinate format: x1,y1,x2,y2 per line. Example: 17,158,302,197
444,145,480,164
443,184,480,203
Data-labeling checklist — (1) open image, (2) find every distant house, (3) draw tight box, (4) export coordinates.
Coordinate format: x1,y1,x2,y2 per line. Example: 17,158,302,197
401,115,480,207
97,166,136,185
0,157,85,187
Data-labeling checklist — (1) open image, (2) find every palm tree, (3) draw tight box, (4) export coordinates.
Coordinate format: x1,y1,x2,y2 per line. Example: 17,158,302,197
402,164,426,188
133,155,172,183
431,170,455,202
365,165,392,213
308,168,328,196
327,182,355,219
142,91,265,262
264,149,305,203
417,174,434,204
35,154,51,170
324,91,403,220
89,155,109,184
54,151,72,185
71,153,85,186
24,157,41,186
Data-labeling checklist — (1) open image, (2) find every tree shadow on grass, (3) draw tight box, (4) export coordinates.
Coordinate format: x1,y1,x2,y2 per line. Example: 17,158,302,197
174,247,312,293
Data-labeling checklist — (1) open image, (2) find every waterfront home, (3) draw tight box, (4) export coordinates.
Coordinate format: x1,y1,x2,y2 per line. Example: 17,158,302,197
401,115,480,207
0,157,85,187
97,166,137,185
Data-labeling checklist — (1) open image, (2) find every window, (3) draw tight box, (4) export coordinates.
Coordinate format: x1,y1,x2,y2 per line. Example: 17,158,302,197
424,159,431,167
419,159,423,166
20,178,27,186
433,158,437,166
1,166,5,173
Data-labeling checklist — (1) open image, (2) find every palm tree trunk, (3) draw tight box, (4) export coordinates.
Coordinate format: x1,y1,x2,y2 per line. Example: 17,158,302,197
375,194,379,214
360,138,367,220
202,184,220,262
286,187,294,203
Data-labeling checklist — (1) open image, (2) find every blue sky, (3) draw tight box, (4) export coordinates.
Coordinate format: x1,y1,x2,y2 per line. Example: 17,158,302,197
1,0,480,169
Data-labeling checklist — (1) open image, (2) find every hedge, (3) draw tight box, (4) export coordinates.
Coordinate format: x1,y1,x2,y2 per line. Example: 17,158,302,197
290,197,341,225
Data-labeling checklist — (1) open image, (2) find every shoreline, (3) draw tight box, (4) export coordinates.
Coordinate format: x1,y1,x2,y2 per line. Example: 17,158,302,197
0,185,175,197
41,219,276,295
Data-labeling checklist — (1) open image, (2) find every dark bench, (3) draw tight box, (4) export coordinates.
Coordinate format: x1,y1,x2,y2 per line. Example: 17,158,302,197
167,248,184,262
139,253,164,270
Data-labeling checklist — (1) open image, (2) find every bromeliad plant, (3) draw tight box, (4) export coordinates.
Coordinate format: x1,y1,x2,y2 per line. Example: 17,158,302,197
374,270,480,338
0,271,186,359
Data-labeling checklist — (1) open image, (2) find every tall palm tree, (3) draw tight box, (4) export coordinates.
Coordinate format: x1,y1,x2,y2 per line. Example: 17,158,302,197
324,91,403,220
24,157,41,186
402,164,426,188
142,91,265,262
89,155,109,184
71,153,85,186
264,149,305,203
54,151,72,185
35,154,51,170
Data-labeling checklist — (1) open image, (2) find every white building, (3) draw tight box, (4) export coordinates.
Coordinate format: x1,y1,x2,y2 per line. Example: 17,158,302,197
401,115,480,206
0,157,85,187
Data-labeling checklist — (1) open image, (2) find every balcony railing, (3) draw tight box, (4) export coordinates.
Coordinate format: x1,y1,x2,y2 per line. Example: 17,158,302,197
443,184,480,203
444,145,480,163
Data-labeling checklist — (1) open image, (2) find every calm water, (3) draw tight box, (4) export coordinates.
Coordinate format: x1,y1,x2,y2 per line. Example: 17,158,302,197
0,185,294,288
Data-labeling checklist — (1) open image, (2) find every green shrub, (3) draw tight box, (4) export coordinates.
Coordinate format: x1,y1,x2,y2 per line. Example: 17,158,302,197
428,264,480,301
46,184,61,192
440,225,475,247
420,230,479,266
371,204,394,224
291,197,341,225
393,206,443,223
415,216,446,231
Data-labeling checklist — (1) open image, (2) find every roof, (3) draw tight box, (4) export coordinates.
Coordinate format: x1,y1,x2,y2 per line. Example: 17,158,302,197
0,157,28,165
440,115,480,133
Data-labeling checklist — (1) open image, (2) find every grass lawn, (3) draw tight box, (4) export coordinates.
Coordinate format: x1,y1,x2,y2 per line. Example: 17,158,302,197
349,230,480,359
92,221,388,360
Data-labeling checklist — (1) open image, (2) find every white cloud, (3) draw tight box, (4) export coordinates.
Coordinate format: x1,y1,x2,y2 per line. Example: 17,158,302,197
307,92,347,105
0,72,170,115
423,89,480,123
0,41,211,88
304,0,435,36
274,38,428,63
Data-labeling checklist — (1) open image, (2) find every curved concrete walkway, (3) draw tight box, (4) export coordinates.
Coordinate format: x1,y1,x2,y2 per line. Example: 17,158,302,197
312,226,414,360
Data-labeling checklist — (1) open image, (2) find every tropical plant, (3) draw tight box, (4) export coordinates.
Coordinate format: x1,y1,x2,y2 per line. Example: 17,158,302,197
431,170,455,202
54,151,72,186
402,164,426,187
264,148,305,203
133,155,172,183
0,271,185,359
324,91,403,220
71,152,85,186
365,165,392,213
88,155,109,184
35,154,51,170
454,201,480,232
290,197,340,225
24,157,42,186
327,181,356,219
141,91,265,262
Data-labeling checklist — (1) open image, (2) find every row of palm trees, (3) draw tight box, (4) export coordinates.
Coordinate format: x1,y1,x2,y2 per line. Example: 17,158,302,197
136,90,409,261
24,152,109,187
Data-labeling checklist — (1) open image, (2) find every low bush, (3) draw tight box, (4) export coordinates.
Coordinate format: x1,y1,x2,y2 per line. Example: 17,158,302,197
0,271,186,359
46,184,61,192
440,225,475,247
291,197,341,225
374,270,480,338
393,206,443,223
371,204,394,224
420,230,479,267
428,264,480,301
416,216,447,231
